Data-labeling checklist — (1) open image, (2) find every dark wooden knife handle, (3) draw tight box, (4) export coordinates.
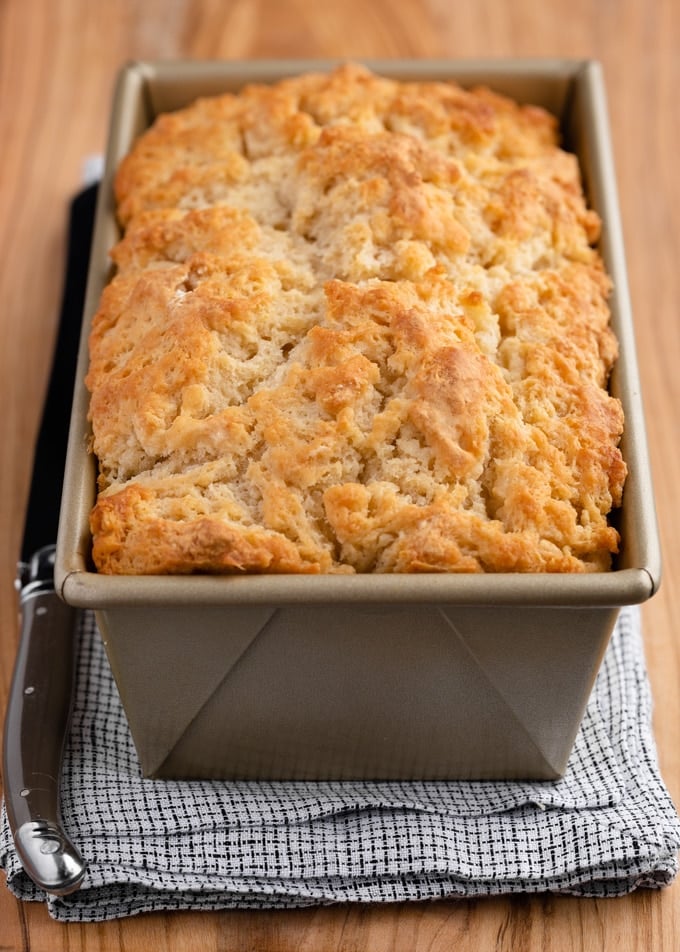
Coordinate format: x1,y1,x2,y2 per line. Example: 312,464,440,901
3,574,86,894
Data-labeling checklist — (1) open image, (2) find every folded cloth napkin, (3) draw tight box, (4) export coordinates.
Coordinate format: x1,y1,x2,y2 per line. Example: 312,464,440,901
2,604,679,921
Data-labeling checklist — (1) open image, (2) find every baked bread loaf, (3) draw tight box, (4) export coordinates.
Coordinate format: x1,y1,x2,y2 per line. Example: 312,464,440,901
87,63,626,574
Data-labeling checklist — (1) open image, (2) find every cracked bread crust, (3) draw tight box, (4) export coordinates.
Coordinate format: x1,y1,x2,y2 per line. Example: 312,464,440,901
87,63,626,575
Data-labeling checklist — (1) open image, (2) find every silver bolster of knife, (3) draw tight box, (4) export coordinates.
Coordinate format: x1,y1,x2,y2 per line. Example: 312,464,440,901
3,545,87,895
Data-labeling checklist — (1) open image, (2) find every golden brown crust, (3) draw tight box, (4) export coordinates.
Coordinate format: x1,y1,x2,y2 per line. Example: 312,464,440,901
88,63,626,575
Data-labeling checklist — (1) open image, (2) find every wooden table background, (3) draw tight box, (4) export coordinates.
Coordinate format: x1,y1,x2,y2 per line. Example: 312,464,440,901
1,0,678,949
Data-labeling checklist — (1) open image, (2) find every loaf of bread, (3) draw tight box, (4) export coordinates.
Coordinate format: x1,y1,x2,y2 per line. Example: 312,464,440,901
87,63,626,574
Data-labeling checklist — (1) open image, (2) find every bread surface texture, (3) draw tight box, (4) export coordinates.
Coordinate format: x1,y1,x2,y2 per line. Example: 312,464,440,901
87,63,626,575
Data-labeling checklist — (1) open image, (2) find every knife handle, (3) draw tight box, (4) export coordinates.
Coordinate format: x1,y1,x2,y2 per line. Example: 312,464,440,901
3,564,87,895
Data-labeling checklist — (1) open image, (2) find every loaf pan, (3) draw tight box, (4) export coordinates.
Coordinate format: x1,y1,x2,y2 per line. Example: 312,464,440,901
55,58,661,781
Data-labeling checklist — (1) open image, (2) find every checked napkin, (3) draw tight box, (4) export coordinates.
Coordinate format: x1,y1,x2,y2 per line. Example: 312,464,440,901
2,604,680,922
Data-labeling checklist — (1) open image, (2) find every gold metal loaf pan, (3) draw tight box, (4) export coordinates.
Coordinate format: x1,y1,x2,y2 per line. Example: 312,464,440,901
55,59,661,781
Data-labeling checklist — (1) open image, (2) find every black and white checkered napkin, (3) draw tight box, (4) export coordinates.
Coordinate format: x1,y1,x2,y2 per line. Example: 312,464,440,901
2,605,679,921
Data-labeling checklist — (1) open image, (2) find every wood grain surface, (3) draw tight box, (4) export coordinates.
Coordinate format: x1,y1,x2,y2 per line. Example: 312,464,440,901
1,1,679,949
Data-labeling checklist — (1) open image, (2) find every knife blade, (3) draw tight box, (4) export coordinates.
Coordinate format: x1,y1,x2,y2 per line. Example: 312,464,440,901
3,184,97,895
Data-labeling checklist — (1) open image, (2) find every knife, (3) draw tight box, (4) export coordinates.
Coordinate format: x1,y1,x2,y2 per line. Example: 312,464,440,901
3,184,98,895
